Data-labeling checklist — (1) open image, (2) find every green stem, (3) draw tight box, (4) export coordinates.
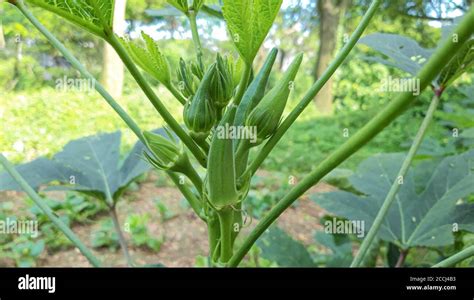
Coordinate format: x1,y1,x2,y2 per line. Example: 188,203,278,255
13,0,207,232
0,154,101,267
186,165,203,194
188,10,204,69
233,63,252,107
395,249,409,268
201,5,223,19
433,245,474,267
167,83,187,105
242,0,382,178
217,207,234,263
14,1,145,144
168,171,204,220
228,7,474,267
207,210,221,262
351,92,442,267
109,205,134,267
107,34,207,167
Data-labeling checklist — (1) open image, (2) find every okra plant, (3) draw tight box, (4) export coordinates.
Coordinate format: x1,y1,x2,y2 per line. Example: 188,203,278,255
1,0,474,267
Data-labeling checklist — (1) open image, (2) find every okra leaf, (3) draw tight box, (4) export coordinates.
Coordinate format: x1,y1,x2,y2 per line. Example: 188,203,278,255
0,131,156,202
311,150,474,249
166,0,188,13
256,226,315,267
26,0,115,38
121,32,171,86
222,0,282,64
0,157,68,191
312,232,353,267
359,33,433,77
146,4,222,19
360,33,474,89
50,131,122,201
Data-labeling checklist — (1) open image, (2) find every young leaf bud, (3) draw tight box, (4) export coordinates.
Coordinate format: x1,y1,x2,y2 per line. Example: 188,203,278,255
183,64,217,141
143,131,189,173
210,54,234,109
177,58,198,98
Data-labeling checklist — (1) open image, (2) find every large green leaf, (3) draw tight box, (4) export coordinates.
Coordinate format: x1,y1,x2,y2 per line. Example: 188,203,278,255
26,0,115,37
256,226,315,267
0,157,68,191
0,131,156,202
312,150,474,249
222,0,282,64
359,33,433,77
312,232,353,267
360,33,474,88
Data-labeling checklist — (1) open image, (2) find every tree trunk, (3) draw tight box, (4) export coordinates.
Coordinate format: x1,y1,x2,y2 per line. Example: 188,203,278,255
0,9,5,49
313,0,350,115
101,0,127,99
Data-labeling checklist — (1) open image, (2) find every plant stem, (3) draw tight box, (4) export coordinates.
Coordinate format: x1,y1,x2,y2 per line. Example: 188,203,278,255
0,154,101,267
188,10,204,69
109,205,134,267
201,5,223,19
217,207,234,263
14,0,205,220
207,210,221,262
228,8,474,267
433,245,474,267
242,0,382,179
233,63,252,107
107,34,207,168
186,165,203,194
395,249,409,268
351,92,442,267
14,1,145,144
167,83,187,105
167,171,204,220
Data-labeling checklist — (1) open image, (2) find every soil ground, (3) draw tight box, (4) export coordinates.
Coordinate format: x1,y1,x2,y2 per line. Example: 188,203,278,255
0,171,335,267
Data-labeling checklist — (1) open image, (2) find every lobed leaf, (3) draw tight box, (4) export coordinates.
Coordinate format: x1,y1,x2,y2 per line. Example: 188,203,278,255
256,226,315,267
313,232,353,267
312,150,474,249
360,33,474,89
167,0,188,13
0,131,159,202
359,33,433,77
222,0,282,64
122,32,172,86
26,0,115,38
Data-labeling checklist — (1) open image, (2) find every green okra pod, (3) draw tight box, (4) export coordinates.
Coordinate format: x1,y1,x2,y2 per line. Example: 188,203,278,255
234,48,279,175
234,48,278,128
246,53,303,145
207,106,239,210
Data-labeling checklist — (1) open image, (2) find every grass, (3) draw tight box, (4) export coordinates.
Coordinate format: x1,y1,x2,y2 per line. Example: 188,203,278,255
0,87,182,163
